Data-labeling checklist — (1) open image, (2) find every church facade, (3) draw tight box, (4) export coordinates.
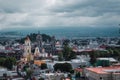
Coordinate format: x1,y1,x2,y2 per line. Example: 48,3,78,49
22,33,52,62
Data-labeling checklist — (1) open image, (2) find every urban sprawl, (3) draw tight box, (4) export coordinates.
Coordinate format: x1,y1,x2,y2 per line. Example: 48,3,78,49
0,33,120,80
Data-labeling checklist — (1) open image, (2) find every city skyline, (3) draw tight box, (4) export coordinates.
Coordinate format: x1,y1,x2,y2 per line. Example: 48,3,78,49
0,0,120,30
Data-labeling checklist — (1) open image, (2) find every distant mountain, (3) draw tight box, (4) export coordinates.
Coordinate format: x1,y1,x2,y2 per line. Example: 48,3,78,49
0,31,22,35
0,27,119,39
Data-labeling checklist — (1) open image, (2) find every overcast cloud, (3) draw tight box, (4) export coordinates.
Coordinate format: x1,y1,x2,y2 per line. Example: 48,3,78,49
0,0,120,30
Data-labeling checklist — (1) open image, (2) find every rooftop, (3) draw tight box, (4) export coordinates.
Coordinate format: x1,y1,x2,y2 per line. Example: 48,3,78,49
97,57,117,62
86,66,120,74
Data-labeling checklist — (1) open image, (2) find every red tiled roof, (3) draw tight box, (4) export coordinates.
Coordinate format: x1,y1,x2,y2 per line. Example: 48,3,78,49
86,66,120,74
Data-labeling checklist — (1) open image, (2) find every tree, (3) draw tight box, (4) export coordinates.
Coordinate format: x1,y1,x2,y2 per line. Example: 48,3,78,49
62,63,72,72
0,57,16,70
63,39,70,46
10,57,17,65
16,33,52,43
62,45,76,61
70,70,74,74
68,73,72,79
75,72,80,78
54,63,62,71
54,63,72,72
3,57,16,70
58,52,64,61
89,51,97,66
41,63,47,69
0,58,5,66
22,64,29,72
25,69,33,80
63,45,71,60
69,51,77,59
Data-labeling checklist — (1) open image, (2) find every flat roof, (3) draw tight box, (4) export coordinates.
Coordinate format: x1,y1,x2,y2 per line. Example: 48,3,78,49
86,66,120,74
0,68,7,71
97,58,117,62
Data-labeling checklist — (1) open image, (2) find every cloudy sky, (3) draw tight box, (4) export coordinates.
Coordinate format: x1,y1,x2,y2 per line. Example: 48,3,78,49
0,0,120,30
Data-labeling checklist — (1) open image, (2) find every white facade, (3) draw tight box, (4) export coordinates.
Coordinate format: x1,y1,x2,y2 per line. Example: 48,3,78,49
24,38,31,57
0,44,5,50
0,68,7,77
23,37,33,61
34,47,40,56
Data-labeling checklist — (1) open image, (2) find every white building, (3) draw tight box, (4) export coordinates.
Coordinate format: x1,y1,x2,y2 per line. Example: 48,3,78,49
97,57,118,64
0,44,5,50
0,68,7,77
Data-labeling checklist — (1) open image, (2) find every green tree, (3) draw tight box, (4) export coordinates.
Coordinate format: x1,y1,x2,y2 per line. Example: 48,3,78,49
63,45,76,61
10,57,17,65
75,72,80,78
22,64,29,72
62,63,72,72
63,39,70,46
69,51,77,59
16,33,52,43
4,57,16,70
41,63,47,69
89,51,97,66
70,70,74,74
58,52,64,61
25,69,33,80
68,73,72,79
0,58,5,66
54,63,72,72
54,63,62,71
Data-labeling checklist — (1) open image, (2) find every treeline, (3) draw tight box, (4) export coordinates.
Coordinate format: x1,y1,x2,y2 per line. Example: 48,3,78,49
0,57,16,70
16,33,52,44
54,63,72,72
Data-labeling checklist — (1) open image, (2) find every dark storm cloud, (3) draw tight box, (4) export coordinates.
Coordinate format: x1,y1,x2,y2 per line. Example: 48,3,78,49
0,0,120,30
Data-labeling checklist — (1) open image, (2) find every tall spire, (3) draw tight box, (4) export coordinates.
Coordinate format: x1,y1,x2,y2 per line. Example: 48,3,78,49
51,36,56,55
36,31,43,52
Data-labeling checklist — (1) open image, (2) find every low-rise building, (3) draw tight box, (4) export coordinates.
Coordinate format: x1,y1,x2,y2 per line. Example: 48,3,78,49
84,66,120,80
97,57,118,65
0,68,23,80
40,72,64,80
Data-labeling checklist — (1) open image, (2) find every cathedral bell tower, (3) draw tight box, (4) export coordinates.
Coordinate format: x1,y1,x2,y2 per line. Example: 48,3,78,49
23,36,33,62
36,32,43,52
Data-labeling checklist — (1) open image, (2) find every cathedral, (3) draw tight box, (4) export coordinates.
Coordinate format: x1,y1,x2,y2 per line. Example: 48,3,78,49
22,33,49,62
23,36,33,62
